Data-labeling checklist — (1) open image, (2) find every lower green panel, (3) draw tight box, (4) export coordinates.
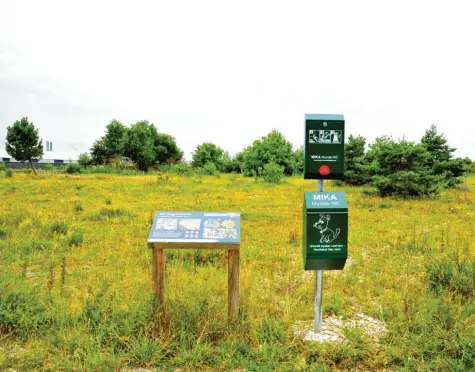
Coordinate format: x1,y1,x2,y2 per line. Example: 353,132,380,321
304,258,346,270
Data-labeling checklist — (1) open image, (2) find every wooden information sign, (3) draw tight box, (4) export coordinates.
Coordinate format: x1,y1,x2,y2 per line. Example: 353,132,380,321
148,211,241,317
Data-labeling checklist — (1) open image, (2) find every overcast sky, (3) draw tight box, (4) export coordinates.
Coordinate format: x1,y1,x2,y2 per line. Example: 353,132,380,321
1,0,474,159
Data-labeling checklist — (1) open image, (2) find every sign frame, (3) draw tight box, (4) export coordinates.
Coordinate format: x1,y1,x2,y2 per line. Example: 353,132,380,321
147,211,240,318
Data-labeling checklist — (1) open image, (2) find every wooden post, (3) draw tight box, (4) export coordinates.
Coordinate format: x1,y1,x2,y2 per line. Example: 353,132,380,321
227,247,240,318
152,248,165,303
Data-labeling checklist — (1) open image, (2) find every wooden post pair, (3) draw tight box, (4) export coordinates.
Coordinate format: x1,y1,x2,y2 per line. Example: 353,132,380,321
149,243,240,318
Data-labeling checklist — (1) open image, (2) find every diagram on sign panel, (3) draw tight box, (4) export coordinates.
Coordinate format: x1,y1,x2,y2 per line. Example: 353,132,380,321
155,218,178,230
309,130,342,144
203,219,238,239
178,219,201,230
313,214,340,243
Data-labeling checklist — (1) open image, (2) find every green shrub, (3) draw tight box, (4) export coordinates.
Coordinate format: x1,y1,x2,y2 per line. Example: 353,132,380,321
0,162,6,171
80,165,141,175
0,290,53,339
43,163,54,171
74,201,83,212
5,168,13,178
427,254,475,298
159,162,193,176
78,153,93,168
256,316,285,344
0,229,8,240
202,161,218,176
68,231,84,246
50,221,69,235
66,163,82,174
262,161,285,184
372,171,444,197
99,208,131,217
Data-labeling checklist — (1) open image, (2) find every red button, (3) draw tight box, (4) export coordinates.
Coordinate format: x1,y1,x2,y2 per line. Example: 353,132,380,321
319,165,330,175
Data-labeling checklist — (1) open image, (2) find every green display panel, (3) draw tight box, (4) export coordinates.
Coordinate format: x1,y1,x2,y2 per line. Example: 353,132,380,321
303,192,348,270
304,114,345,180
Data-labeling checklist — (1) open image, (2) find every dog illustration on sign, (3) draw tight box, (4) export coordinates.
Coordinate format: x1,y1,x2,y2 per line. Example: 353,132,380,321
313,214,340,243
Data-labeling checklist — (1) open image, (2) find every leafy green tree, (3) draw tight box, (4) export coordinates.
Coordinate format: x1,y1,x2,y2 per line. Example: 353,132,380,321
90,138,107,165
344,135,371,185
191,142,226,170
368,137,446,196
102,119,127,160
154,133,183,165
5,117,43,175
123,120,156,171
90,119,182,169
420,124,465,187
241,130,296,176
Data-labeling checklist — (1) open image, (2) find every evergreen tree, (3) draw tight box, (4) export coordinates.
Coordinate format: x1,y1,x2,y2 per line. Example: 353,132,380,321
368,137,446,196
420,124,466,187
421,124,455,163
344,135,371,185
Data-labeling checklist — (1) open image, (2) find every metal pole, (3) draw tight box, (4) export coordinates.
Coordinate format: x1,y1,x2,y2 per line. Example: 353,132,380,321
315,179,324,333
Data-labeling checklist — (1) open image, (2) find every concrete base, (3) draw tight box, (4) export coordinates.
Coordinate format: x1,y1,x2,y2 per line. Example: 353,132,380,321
294,313,387,343
304,328,342,342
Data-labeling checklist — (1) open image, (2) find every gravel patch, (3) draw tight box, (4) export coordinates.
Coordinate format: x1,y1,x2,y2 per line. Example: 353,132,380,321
294,312,387,343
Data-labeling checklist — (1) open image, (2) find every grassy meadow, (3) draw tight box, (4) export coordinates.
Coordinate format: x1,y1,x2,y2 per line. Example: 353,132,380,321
1,172,475,371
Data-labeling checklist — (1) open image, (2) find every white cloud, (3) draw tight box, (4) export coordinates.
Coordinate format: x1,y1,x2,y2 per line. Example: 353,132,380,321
1,0,474,158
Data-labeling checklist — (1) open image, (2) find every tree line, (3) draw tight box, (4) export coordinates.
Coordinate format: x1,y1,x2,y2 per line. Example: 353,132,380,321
4,117,474,196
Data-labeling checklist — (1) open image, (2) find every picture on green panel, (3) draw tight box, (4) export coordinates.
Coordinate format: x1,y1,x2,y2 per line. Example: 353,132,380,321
306,213,347,258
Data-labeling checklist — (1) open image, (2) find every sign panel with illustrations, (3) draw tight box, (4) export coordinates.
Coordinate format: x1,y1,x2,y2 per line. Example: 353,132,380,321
309,130,342,144
148,211,240,244
304,114,345,180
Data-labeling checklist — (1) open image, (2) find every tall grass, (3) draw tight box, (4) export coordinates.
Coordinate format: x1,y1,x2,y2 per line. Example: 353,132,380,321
0,173,474,370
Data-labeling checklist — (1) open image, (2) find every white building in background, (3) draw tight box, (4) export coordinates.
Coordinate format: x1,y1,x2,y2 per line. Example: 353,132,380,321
0,149,80,165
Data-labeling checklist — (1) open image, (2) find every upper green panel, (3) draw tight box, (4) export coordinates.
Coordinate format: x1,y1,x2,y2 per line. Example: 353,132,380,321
304,192,348,213
304,113,345,180
305,114,345,121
